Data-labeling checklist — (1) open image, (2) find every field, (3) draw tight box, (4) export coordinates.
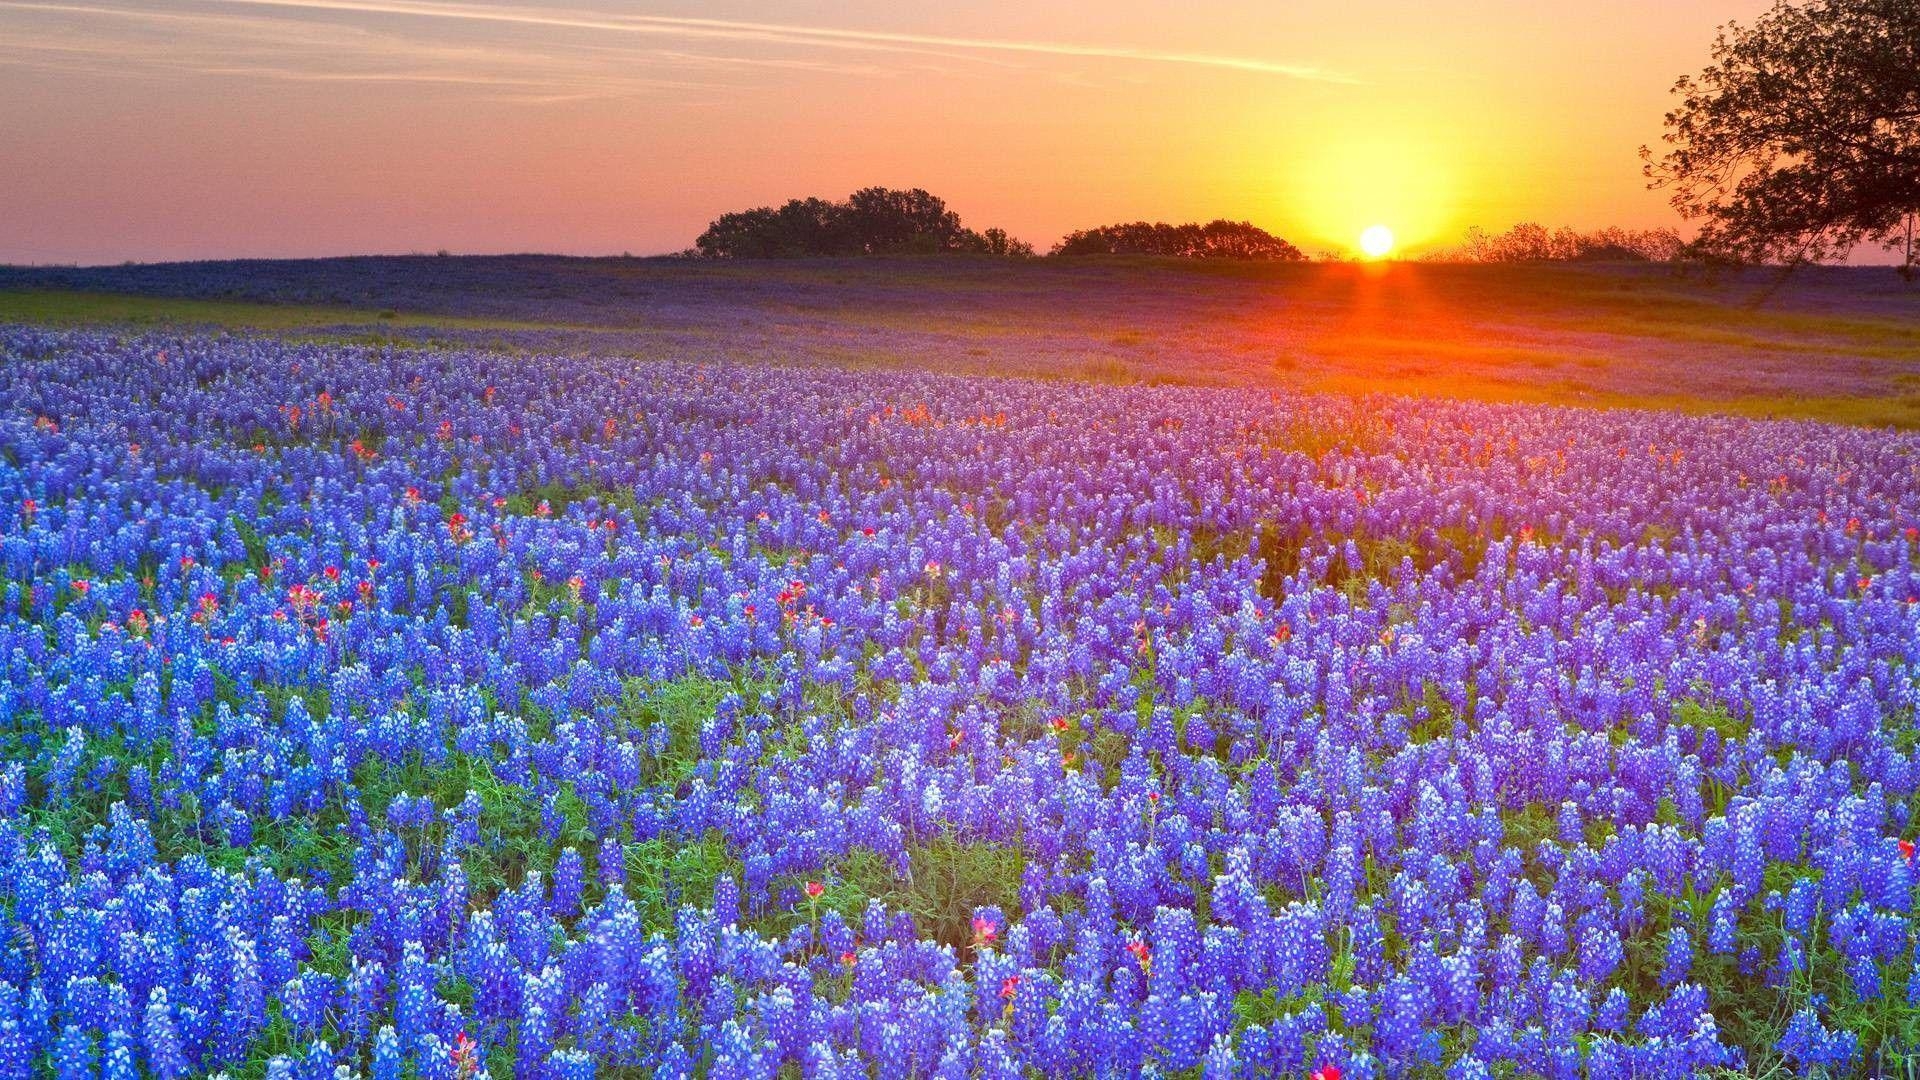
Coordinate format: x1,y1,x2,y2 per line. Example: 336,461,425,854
5,256,1920,426
1,259,1919,1077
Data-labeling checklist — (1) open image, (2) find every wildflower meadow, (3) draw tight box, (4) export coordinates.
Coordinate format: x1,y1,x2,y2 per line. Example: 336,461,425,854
2,324,1919,1078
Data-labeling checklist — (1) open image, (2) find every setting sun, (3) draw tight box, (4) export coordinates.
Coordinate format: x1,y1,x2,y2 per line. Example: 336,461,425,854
1359,224,1395,259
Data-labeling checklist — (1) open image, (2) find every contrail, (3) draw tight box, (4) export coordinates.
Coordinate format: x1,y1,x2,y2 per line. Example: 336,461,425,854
192,0,1353,81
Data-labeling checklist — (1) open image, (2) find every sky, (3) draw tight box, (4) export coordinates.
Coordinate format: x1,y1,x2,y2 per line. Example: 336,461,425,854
0,0,1778,264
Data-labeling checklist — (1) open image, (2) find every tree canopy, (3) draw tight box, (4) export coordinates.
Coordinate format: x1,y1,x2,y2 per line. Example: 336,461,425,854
693,188,1033,258
1643,0,1920,271
1051,220,1307,260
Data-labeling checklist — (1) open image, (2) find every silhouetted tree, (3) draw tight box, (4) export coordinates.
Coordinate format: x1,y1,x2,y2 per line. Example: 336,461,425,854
694,188,1029,258
694,198,854,258
1643,0,1920,275
842,187,965,253
1051,220,1306,260
1435,224,1684,262
963,227,1036,258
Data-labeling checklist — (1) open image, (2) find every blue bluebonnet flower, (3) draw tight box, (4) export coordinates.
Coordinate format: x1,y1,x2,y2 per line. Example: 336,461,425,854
0,326,1916,1073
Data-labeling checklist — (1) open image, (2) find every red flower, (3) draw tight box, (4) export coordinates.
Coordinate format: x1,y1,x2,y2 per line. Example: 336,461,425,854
71,580,89,597
451,1032,479,1080
972,915,998,947
1311,1066,1342,1080
1127,938,1152,969
999,975,1021,1000
1900,839,1914,863
804,881,825,900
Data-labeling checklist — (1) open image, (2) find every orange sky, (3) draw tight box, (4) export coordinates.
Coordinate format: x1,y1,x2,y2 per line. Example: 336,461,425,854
0,1,1776,263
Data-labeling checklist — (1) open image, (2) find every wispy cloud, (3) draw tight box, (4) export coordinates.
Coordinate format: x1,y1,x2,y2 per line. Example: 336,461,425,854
0,0,1353,105
201,0,1354,82
0,1,747,99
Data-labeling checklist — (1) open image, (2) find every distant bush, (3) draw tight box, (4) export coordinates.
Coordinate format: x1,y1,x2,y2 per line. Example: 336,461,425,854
1433,223,1685,263
694,187,1033,258
1051,220,1307,260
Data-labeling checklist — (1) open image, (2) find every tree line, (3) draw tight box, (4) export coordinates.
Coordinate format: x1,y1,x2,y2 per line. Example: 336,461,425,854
1430,224,1685,263
694,194,1686,264
692,189,1311,261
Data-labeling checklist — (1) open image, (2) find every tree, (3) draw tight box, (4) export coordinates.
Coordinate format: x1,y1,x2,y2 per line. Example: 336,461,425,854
692,188,1029,258
963,228,1036,258
1050,220,1306,260
1643,0,1920,275
842,187,967,253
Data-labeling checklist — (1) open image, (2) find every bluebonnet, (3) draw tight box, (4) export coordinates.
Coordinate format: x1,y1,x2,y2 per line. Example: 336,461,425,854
0,325,1915,1075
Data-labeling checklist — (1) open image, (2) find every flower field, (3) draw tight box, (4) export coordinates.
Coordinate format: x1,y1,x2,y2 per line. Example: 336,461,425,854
3,324,1920,1077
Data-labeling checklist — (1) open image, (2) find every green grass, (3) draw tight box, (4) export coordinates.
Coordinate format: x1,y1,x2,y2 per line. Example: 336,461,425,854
0,288,559,333
799,839,1028,955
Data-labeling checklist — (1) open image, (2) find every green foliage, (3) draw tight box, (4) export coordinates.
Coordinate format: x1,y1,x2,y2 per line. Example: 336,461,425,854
1406,681,1462,744
798,840,1027,955
504,477,639,518
1500,802,1564,853
616,674,773,787
1672,697,1750,742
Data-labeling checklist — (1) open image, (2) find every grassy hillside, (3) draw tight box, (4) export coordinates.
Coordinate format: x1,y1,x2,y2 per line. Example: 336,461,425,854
4,257,1916,427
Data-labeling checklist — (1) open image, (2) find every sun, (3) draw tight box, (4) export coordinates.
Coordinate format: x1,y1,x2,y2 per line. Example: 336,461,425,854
1359,224,1395,259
